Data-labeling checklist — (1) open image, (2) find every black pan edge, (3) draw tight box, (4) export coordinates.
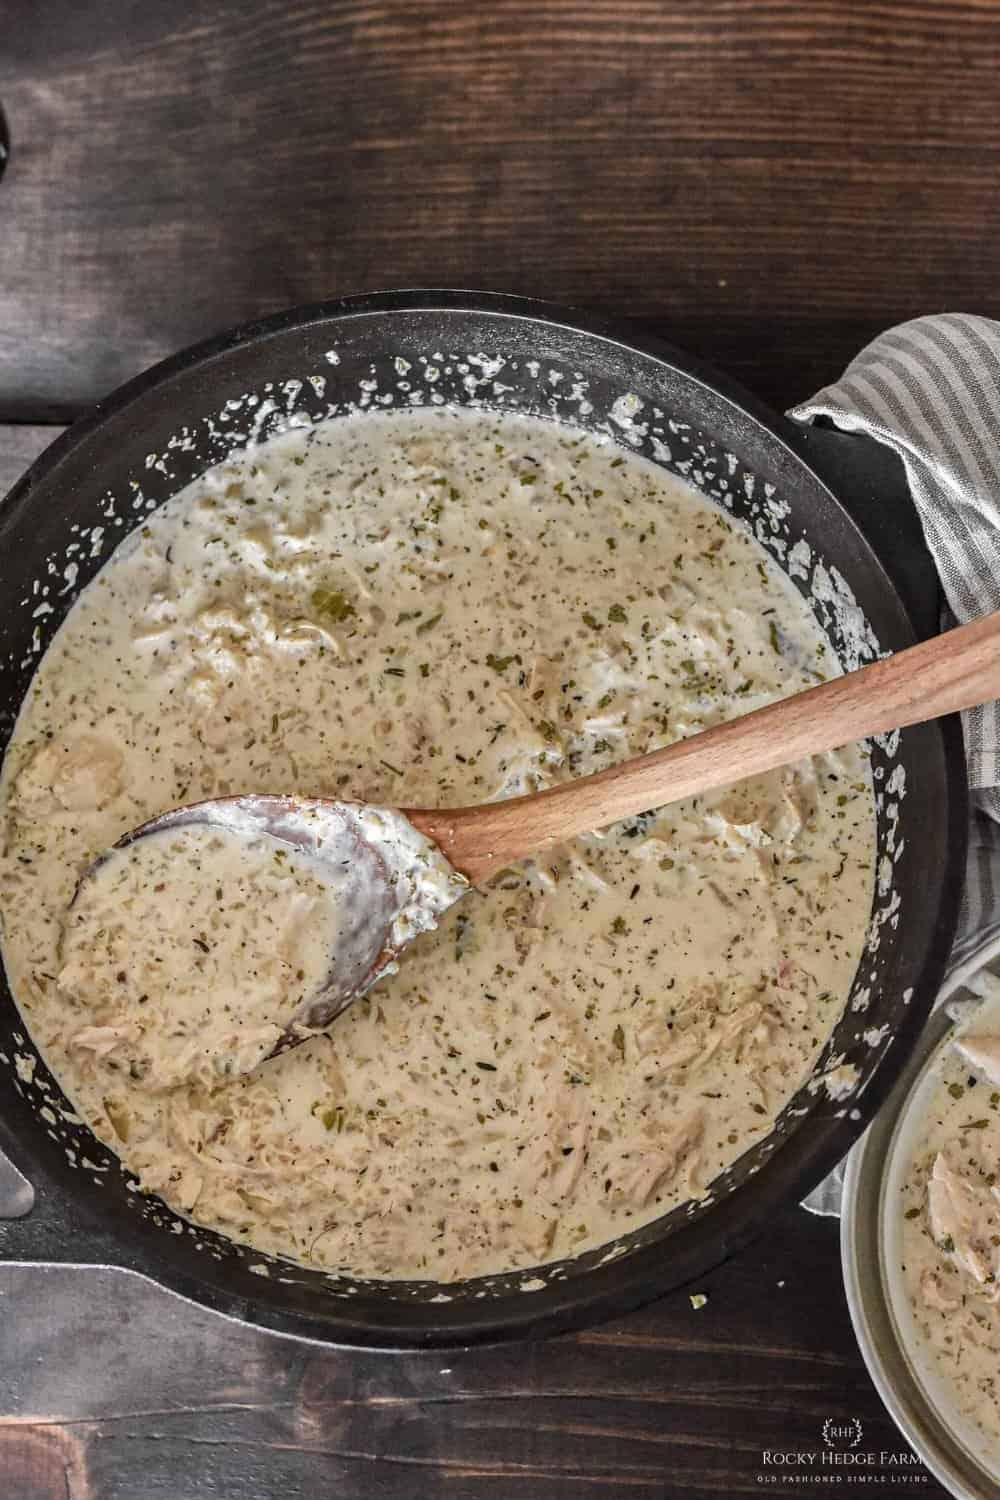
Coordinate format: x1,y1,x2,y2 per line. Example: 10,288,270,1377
0,290,969,1347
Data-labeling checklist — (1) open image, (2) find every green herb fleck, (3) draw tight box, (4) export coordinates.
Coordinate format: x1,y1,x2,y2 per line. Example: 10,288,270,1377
312,1101,346,1132
311,588,356,623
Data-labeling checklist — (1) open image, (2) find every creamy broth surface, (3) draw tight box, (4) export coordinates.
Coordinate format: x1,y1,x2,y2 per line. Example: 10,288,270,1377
899,993,1000,1444
0,408,874,1280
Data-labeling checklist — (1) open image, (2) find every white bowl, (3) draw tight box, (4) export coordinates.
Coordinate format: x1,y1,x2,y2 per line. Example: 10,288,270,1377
842,969,1000,1498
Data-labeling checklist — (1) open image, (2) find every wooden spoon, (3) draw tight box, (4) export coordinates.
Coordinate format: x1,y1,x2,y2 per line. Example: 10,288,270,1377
407,609,1000,882
98,608,1000,1057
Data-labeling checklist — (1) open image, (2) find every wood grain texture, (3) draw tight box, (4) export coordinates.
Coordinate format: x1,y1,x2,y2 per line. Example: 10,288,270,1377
3,0,1000,419
0,426,59,495
0,0,987,1486
0,1205,943,1499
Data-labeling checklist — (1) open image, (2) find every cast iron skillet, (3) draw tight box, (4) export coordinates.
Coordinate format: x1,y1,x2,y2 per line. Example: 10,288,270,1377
0,291,968,1347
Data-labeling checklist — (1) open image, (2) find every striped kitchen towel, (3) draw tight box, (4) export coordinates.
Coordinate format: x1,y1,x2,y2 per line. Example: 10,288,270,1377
790,313,1000,1217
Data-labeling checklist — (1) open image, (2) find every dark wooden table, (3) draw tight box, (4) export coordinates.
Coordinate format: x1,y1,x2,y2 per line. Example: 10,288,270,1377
4,2,999,1494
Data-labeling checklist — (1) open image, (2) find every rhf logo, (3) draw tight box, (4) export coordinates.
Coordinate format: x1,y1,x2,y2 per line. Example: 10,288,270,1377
823,1417,863,1449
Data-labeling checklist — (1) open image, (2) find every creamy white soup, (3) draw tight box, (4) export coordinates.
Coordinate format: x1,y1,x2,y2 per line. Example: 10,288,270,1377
0,407,874,1280
899,991,1000,1445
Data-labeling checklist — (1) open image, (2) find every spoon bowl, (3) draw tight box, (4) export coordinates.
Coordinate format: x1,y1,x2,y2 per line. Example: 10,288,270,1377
88,794,466,1068
124,796,404,1029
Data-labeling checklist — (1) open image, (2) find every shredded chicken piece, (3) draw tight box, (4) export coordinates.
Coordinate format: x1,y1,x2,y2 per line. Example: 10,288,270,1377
920,1267,961,1313
613,1112,704,1208
641,1031,703,1076
15,733,124,813
953,1035,1000,1088
68,1023,140,1058
547,1117,591,1199
928,1153,1000,1285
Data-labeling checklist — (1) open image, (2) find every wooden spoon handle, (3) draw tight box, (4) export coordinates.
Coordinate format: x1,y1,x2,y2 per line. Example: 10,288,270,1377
409,609,1000,884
